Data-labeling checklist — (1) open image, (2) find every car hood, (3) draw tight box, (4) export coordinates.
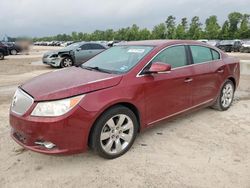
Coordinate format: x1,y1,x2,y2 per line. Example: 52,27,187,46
21,67,122,101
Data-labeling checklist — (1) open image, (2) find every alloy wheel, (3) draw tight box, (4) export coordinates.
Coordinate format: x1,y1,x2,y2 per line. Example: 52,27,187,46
100,114,134,155
11,49,17,55
0,53,4,60
63,58,73,67
221,83,234,108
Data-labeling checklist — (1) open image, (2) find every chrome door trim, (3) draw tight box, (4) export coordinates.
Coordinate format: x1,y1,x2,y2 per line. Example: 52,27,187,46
148,98,214,126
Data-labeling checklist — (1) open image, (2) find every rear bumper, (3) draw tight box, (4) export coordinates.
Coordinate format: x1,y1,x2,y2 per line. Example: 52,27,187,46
9,105,95,155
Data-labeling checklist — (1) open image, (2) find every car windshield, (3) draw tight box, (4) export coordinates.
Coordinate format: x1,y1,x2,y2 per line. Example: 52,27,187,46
81,45,154,74
220,40,234,45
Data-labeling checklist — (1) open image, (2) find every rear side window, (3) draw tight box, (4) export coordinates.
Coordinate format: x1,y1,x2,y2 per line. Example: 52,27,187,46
80,44,90,50
89,44,106,50
211,49,220,60
152,45,187,68
190,45,213,64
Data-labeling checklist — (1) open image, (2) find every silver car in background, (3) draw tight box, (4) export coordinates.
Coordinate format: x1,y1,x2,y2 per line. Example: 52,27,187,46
43,42,107,67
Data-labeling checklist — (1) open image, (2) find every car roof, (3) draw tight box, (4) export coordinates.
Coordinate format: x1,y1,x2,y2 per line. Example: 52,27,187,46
122,40,210,47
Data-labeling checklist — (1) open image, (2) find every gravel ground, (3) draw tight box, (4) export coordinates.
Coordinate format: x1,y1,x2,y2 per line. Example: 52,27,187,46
0,46,249,188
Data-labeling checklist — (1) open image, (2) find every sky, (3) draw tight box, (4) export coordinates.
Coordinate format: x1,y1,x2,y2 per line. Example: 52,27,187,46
0,0,249,38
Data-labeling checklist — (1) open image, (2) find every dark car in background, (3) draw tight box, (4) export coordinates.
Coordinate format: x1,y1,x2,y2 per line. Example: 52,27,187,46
42,42,107,67
2,42,23,55
217,40,242,52
0,42,9,60
240,40,250,53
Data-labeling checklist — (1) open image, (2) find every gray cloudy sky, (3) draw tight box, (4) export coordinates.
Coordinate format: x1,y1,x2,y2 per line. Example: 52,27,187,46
0,0,249,38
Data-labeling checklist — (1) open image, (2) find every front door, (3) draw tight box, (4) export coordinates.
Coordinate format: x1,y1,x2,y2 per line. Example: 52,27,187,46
142,45,193,125
74,44,93,65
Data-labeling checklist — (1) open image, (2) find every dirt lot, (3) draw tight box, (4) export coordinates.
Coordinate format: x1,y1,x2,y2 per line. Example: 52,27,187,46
0,46,249,188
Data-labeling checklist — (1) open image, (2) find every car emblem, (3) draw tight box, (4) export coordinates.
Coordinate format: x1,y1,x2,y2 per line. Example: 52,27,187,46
12,95,18,108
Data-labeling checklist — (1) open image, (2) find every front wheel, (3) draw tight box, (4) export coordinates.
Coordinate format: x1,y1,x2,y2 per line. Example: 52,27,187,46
211,80,235,111
0,52,4,60
90,106,138,159
60,57,73,67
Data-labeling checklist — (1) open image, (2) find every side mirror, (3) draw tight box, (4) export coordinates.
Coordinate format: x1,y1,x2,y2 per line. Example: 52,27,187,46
76,47,81,51
144,62,171,74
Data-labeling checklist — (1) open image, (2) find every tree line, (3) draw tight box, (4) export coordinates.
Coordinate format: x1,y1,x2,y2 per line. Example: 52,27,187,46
33,12,250,42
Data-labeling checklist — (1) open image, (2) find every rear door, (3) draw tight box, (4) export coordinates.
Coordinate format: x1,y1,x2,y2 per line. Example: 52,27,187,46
188,45,219,106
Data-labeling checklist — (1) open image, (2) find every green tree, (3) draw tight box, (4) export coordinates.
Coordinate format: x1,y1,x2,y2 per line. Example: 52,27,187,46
205,15,220,39
228,12,243,38
188,16,202,39
219,21,230,39
104,29,114,41
139,28,151,40
115,28,128,40
165,15,176,39
239,14,250,39
126,24,140,40
175,17,188,39
71,31,78,41
151,23,166,39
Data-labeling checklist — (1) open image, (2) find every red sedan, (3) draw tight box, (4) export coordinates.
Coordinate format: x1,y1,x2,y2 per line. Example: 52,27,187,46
9,40,240,158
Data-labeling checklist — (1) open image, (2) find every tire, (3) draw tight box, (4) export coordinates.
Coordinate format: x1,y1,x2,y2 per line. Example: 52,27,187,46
0,52,4,60
211,79,235,111
10,49,17,55
60,57,73,68
90,105,139,159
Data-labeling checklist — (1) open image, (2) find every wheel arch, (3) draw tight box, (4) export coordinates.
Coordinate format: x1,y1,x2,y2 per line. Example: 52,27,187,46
227,76,236,90
59,53,74,66
87,102,141,147
59,53,72,59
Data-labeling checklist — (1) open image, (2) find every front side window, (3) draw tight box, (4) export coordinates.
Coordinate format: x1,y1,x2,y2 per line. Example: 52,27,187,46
80,44,90,50
151,45,187,68
190,45,213,64
82,45,153,74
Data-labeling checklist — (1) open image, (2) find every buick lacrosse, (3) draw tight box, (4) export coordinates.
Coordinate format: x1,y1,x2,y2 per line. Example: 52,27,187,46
9,40,240,158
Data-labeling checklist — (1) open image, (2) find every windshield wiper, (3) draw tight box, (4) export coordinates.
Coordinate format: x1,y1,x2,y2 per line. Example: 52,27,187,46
81,66,112,74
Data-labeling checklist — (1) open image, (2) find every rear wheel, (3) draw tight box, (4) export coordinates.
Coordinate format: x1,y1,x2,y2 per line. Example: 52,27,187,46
90,106,138,159
10,49,17,55
60,57,73,67
212,80,235,111
0,52,4,60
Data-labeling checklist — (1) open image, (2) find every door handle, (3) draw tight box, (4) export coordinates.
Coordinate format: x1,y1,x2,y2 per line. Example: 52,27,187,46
184,78,193,83
217,69,224,73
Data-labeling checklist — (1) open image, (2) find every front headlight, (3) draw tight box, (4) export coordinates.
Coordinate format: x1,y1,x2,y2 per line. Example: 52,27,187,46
50,54,58,58
31,95,85,117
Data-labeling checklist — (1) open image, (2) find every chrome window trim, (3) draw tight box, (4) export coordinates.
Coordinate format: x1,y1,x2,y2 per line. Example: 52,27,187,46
136,43,222,77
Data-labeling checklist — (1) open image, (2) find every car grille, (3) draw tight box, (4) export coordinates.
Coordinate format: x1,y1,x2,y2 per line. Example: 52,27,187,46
11,88,34,115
